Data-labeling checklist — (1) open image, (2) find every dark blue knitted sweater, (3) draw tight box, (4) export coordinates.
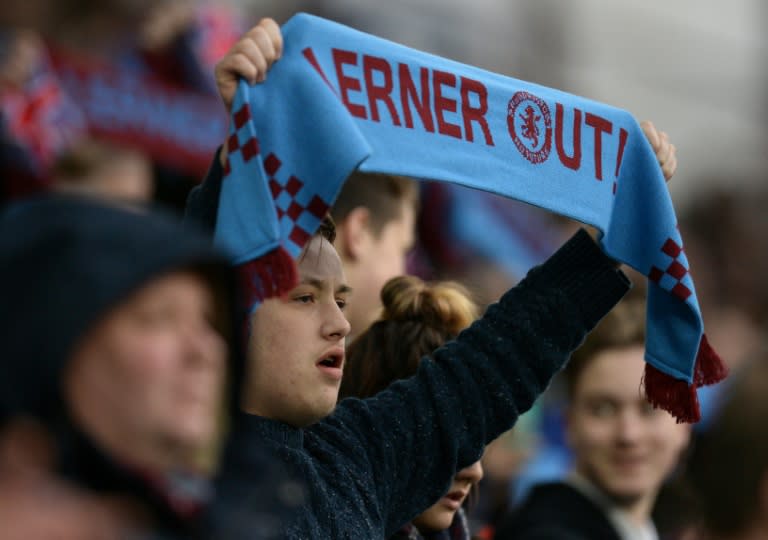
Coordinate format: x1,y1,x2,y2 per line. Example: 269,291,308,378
212,230,630,539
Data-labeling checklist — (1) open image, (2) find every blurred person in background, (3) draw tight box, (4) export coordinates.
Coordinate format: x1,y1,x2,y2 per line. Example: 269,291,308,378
340,275,484,539
0,28,87,201
0,195,299,539
0,0,245,210
0,195,233,537
686,351,768,540
495,291,691,540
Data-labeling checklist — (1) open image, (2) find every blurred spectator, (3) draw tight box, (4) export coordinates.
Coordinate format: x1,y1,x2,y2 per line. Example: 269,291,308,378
0,196,298,538
686,351,768,540
495,290,691,540
0,29,87,201
0,196,234,536
1,0,247,210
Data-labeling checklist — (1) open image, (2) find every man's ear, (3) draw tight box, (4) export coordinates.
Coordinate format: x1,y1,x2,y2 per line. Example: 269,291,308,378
337,207,371,261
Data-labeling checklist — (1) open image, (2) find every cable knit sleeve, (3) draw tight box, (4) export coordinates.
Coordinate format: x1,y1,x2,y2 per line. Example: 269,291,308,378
316,228,631,536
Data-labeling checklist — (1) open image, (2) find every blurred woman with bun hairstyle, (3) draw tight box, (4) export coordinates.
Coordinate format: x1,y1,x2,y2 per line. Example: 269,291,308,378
340,275,485,540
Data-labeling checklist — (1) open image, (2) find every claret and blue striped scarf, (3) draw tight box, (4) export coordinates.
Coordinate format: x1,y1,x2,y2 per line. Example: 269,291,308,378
214,13,725,422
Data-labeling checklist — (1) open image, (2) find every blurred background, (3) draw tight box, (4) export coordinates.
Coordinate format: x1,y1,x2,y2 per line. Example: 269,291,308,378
1,1,766,538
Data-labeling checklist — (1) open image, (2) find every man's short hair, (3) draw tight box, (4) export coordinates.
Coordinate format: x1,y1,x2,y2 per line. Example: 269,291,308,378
332,171,419,235
564,287,646,400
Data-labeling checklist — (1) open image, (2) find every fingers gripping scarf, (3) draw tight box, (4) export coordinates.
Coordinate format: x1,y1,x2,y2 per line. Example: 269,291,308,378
214,14,726,422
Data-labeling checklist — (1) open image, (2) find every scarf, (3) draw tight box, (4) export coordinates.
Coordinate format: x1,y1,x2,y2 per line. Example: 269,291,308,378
48,47,228,177
214,13,726,422
0,44,86,197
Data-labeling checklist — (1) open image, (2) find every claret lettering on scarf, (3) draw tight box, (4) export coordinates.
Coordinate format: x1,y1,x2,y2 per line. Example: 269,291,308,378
327,48,495,148
304,47,629,182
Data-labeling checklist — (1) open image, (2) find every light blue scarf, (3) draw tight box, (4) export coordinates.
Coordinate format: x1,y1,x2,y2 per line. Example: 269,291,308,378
214,13,725,422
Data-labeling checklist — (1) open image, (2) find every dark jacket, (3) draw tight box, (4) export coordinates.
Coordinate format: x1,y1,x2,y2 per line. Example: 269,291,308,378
185,150,224,232
215,228,630,539
494,482,622,540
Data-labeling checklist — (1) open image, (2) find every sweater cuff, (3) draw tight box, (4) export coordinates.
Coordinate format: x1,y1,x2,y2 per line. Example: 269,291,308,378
523,228,631,329
183,146,225,234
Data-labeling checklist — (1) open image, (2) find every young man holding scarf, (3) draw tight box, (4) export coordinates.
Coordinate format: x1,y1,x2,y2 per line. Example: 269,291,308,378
189,17,686,540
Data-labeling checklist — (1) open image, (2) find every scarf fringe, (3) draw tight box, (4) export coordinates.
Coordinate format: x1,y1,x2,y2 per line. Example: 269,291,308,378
693,333,729,386
237,246,299,308
643,363,701,424
643,334,728,424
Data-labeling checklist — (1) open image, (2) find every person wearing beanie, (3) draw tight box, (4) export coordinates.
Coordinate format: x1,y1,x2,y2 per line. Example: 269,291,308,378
0,195,297,538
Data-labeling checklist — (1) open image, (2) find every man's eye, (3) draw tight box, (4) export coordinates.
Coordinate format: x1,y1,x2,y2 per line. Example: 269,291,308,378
295,294,314,304
589,401,617,418
336,299,347,310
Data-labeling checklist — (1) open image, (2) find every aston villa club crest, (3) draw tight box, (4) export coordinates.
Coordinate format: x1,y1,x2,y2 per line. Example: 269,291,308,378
507,91,552,164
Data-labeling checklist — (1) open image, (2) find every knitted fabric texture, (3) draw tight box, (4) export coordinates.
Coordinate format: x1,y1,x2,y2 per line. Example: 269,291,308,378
214,13,724,421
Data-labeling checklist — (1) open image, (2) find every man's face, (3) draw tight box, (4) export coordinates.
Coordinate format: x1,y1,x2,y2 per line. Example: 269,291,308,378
246,236,351,427
66,272,228,467
566,345,690,506
346,202,415,337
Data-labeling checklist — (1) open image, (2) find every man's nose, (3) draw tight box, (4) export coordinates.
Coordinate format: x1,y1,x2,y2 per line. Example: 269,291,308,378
456,460,484,485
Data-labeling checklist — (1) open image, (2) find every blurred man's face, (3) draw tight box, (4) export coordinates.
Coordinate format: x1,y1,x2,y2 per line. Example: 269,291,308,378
566,345,690,507
65,272,228,470
246,235,351,427
345,201,414,338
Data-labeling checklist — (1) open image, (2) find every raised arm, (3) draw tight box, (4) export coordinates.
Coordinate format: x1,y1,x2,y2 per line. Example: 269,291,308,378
325,229,630,534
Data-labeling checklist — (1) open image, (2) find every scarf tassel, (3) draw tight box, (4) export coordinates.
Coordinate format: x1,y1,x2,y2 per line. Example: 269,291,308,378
237,245,299,308
693,333,729,386
643,364,700,424
643,334,729,423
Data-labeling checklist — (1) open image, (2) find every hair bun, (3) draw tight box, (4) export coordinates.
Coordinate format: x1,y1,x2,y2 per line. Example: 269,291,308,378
379,276,478,336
